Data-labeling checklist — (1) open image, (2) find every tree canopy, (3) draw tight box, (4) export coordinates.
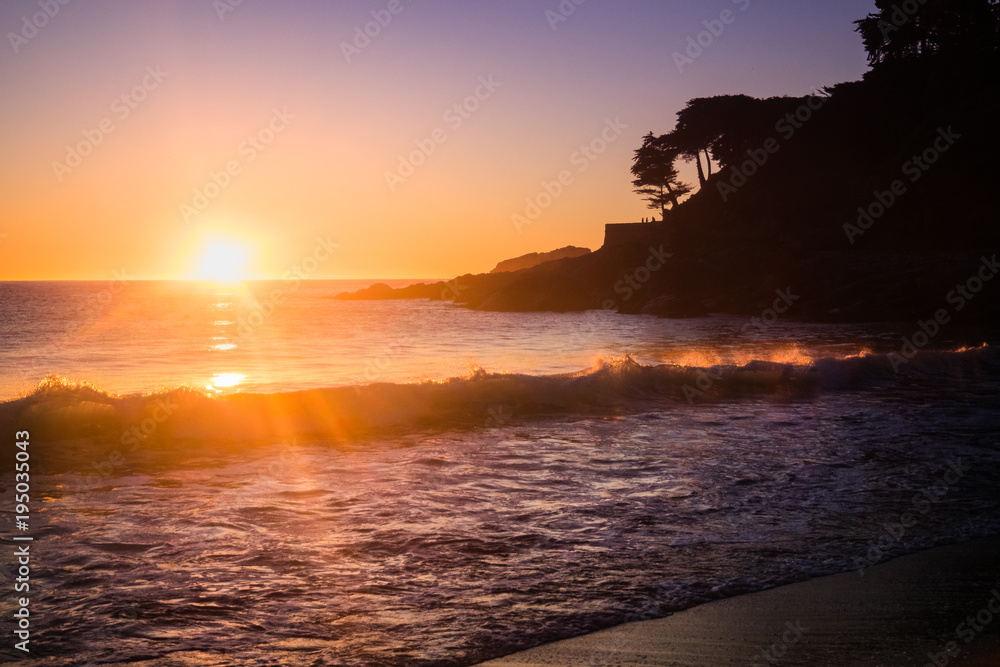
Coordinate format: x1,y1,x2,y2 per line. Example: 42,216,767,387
628,1,999,227
631,132,691,219
854,0,1000,67
636,95,818,204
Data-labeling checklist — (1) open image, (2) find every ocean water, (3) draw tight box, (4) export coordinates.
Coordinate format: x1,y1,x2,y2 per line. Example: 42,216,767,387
1,281,999,665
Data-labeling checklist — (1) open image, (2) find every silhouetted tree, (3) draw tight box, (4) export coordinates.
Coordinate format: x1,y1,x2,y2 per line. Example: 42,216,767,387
667,102,716,187
664,95,800,182
666,97,756,186
855,0,1000,67
631,132,692,219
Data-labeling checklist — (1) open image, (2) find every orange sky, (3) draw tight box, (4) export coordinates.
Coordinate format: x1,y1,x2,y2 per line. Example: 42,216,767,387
0,0,874,280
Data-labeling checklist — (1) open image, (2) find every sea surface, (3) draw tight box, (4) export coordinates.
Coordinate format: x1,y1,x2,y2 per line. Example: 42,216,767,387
1,280,999,665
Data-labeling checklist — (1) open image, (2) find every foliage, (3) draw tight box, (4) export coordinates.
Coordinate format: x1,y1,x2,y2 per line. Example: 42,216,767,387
631,133,691,218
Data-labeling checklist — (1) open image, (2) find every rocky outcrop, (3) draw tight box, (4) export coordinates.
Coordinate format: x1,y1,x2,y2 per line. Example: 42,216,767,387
337,56,1000,325
490,246,591,274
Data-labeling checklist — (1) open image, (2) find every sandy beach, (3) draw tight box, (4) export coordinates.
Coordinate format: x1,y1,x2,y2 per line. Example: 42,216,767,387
478,536,1000,667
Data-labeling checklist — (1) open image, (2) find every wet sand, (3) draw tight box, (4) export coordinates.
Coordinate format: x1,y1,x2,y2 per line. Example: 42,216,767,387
478,536,1000,666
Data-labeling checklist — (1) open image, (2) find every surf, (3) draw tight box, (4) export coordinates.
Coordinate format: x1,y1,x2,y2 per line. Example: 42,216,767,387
2,345,995,448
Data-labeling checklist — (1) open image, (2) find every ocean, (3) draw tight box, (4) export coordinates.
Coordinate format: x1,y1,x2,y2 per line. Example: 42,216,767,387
1,280,999,665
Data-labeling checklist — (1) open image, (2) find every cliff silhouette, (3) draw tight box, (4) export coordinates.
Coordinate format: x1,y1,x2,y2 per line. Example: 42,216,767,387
490,246,591,274
339,6,1000,325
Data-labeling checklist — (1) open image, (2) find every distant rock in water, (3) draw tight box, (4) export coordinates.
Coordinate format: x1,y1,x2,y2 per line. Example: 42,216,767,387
335,281,446,301
490,246,591,274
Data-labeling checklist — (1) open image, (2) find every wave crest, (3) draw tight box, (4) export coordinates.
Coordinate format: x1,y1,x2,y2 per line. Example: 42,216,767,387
2,346,995,447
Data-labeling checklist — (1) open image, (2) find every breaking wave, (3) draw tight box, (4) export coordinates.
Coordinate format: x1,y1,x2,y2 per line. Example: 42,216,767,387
1,345,995,449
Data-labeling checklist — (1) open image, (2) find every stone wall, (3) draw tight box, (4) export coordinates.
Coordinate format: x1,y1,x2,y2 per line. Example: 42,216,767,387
603,222,658,248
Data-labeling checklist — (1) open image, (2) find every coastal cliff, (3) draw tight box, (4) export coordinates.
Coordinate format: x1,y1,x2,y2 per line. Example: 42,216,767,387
338,55,1000,325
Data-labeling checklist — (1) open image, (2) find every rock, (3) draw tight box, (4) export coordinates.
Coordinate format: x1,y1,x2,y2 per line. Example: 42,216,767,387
490,246,591,274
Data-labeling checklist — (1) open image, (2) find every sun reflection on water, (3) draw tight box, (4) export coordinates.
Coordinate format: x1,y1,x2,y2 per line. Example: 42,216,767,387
208,373,245,392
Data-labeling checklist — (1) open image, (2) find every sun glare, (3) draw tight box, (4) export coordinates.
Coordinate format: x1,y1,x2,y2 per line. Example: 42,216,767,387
208,373,245,391
194,240,251,282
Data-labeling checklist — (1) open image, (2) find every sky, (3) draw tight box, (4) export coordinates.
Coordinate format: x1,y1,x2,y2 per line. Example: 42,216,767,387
0,0,877,280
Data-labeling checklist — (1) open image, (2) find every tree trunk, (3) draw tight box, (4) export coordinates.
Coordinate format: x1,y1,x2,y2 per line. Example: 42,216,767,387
704,148,713,178
664,182,678,213
694,154,706,187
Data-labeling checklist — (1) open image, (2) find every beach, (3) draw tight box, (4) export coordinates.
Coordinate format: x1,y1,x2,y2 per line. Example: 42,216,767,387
479,536,1000,666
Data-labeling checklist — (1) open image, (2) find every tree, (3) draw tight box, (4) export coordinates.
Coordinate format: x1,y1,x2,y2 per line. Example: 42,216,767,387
854,0,1000,67
631,132,692,219
665,95,780,185
666,97,744,186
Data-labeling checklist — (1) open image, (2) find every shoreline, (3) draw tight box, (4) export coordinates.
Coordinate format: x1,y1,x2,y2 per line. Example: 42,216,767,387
477,535,1000,666
334,248,1000,327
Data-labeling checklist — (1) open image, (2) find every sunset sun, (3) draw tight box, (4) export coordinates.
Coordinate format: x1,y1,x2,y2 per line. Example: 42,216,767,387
193,239,252,282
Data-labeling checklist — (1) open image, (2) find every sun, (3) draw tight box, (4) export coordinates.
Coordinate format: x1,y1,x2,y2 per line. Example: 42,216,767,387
193,239,251,282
